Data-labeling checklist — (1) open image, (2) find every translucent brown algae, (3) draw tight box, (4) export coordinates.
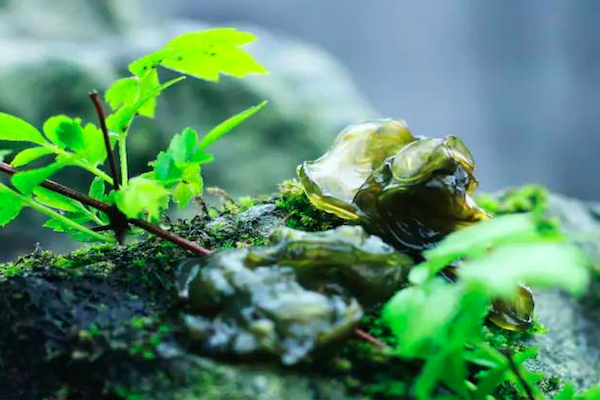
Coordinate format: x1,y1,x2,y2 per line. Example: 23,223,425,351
298,119,534,331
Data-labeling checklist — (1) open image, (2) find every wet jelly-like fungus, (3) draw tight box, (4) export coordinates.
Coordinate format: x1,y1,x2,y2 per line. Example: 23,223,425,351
176,225,413,364
298,119,534,331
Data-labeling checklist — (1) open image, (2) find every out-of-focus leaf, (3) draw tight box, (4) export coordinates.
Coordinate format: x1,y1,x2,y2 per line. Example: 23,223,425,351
114,177,170,219
0,149,12,162
459,243,589,298
106,76,185,135
0,112,47,144
383,279,460,358
11,161,65,195
33,187,86,213
0,185,24,227
43,216,104,243
198,101,267,150
10,147,53,167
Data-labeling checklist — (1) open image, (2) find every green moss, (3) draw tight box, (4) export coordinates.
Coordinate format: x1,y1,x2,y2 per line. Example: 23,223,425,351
276,179,345,232
476,185,548,216
238,196,255,212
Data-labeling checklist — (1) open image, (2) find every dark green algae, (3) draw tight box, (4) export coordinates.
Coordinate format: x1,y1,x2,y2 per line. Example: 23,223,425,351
175,225,413,365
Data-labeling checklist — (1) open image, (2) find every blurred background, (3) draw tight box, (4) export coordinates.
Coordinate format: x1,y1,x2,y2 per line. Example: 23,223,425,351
1,0,599,260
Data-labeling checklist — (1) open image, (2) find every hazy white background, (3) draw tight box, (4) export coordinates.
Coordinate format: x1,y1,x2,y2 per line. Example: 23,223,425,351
147,0,600,200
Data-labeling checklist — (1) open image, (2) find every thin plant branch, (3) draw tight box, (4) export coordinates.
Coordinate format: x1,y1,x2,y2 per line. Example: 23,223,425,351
89,91,120,190
1,161,211,256
503,349,535,400
355,328,387,350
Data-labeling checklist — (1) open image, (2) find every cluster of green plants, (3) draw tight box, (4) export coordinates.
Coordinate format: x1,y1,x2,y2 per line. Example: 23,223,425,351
0,28,267,246
374,187,597,399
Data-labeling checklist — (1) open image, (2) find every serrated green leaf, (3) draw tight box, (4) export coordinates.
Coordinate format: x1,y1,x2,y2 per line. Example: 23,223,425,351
10,147,54,167
0,149,11,163
81,123,111,165
152,151,183,183
459,243,589,298
169,127,198,164
43,115,78,149
43,216,103,243
33,187,86,213
105,69,159,119
114,177,170,219
0,112,47,144
88,176,105,200
198,101,267,151
0,185,24,227
56,119,85,151
383,279,460,358
129,28,267,81
106,76,185,135
409,213,562,284
105,77,138,110
11,161,65,195
173,164,203,208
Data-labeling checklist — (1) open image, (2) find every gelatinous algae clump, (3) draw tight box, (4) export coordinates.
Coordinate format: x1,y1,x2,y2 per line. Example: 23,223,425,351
176,226,413,364
298,119,533,331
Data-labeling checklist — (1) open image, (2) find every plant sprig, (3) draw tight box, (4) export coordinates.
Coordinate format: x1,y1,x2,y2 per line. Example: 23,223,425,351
0,27,268,250
382,212,590,399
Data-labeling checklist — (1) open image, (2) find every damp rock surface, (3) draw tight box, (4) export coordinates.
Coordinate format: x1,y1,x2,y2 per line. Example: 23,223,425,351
1,194,600,399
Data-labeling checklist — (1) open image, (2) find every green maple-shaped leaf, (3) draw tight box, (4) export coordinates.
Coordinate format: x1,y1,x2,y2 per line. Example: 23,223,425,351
128,28,268,81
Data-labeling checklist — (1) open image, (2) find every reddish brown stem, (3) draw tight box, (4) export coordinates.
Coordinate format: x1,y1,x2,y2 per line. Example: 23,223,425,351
1,161,109,211
354,328,387,349
503,349,535,400
89,91,132,244
89,91,120,190
130,219,211,256
1,161,211,256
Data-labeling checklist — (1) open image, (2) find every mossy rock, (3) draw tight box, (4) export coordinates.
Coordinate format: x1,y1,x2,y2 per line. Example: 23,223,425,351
2,187,600,399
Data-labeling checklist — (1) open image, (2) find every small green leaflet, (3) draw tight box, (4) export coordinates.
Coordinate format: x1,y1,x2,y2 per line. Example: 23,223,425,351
10,147,53,167
88,176,106,201
0,149,11,163
0,112,47,145
459,243,589,298
198,101,267,150
173,163,203,208
42,116,112,166
149,101,266,210
409,213,562,284
43,216,104,243
106,76,185,135
0,185,23,227
105,68,160,120
382,279,461,358
114,177,170,220
33,187,87,213
11,161,65,196
128,28,268,81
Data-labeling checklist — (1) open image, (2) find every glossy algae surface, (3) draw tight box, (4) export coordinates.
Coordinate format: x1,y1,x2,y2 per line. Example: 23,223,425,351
176,225,412,364
298,119,533,331
298,119,415,220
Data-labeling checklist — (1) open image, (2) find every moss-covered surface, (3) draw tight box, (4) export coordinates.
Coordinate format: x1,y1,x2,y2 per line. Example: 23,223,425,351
0,183,577,399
